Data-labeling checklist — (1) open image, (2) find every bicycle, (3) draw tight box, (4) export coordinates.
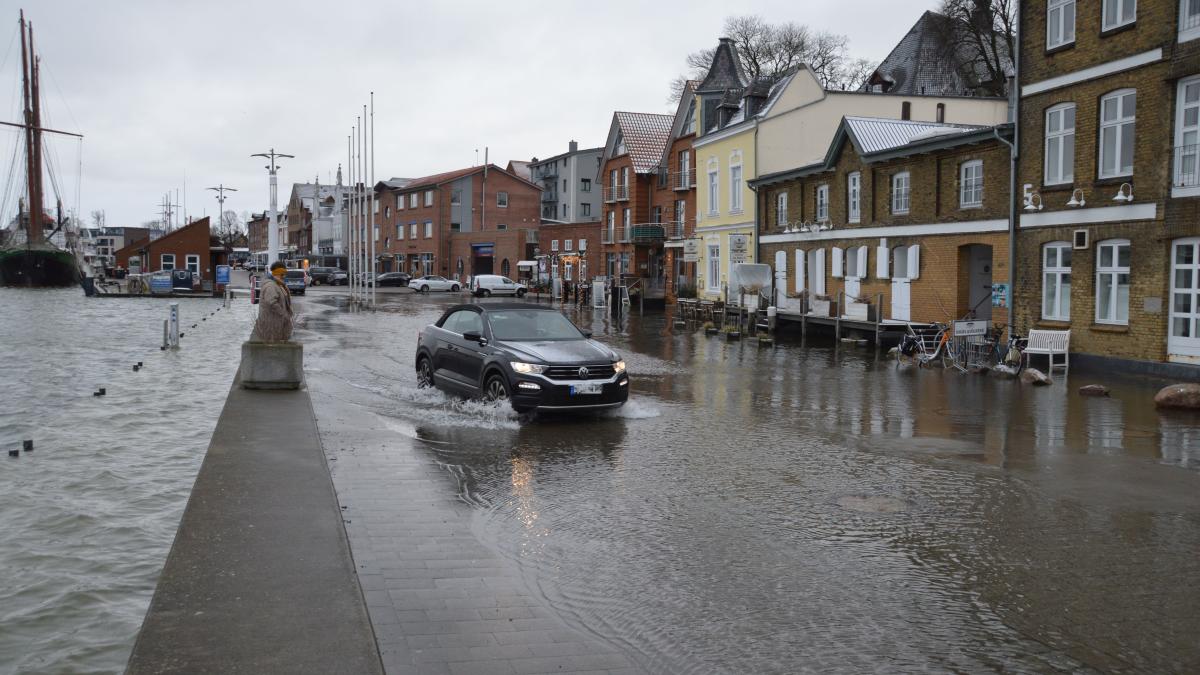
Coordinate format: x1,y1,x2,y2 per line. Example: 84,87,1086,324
896,322,952,368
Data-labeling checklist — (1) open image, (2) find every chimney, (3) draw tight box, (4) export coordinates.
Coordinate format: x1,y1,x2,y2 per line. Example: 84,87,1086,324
569,140,578,153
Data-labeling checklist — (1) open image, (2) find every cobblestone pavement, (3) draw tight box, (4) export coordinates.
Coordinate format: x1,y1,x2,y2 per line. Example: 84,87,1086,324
307,359,640,675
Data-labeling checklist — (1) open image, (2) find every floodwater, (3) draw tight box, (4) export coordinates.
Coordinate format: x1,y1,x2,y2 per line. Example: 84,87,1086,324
0,288,252,675
301,293,1200,674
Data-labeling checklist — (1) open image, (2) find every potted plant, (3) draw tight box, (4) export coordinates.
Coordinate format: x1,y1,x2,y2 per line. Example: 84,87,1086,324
703,321,719,335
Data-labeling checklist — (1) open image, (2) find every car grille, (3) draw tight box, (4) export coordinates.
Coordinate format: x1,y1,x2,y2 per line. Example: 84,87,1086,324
544,364,615,380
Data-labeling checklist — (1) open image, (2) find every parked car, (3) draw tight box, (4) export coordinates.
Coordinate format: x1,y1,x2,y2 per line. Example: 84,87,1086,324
284,269,308,295
471,274,527,297
414,303,628,413
309,266,348,285
376,272,411,287
411,275,460,293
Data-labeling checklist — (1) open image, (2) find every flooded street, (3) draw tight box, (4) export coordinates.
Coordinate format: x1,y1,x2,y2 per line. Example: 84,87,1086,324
0,289,252,675
302,292,1200,674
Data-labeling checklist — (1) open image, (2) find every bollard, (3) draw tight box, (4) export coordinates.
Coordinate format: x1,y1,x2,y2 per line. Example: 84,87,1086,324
168,303,180,348
137,362,143,368
8,449,17,457
23,440,32,451
133,365,140,371
94,387,106,396
162,319,169,350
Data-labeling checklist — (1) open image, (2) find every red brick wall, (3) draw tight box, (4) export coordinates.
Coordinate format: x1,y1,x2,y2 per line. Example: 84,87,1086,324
115,217,214,280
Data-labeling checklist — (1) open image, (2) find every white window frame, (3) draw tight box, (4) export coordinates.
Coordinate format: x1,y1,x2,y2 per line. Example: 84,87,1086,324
424,221,432,238
409,193,418,208
397,224,404,240
1183,0,1200,42
1102,0,1137,31
1095,239,1131,325
424,190,433,207
891,172,911,215
565,239,574,252
706,244,721,291
707,159,719,215
848,172,861,223
410,223,418,239
729,160,743,213
1045,103,1076,186
959,160,984,208
1175,76,1200,192
497,191,509,208
776,191,788,228
816,184,830,223
1047,0,1076,49
1099,89,1136,179
1042,242,1072,321
551,239,559,252
161,253,175,271
397,195,404,210
185,254,200,274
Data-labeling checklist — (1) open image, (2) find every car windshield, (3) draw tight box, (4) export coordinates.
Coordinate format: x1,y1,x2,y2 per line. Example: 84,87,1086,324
286,270,305,279
487,310,583,341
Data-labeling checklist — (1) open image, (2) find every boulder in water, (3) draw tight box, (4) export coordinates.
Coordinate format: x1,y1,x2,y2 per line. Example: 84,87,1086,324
1078,384,1110,397
1020,368,1052,386
1154,383,1200,410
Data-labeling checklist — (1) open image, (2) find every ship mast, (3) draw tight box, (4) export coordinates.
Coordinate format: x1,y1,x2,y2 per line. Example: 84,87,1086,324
19,11,44,247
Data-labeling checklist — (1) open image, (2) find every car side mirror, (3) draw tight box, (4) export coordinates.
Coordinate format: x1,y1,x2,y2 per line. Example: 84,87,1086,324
581,330,593,338
463,330,484,343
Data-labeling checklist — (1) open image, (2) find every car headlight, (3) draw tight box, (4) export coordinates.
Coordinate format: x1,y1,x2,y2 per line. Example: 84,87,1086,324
613,360,626,374
510,361,547,375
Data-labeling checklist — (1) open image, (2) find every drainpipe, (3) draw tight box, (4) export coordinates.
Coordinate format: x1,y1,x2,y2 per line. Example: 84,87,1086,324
1004,6,1021,336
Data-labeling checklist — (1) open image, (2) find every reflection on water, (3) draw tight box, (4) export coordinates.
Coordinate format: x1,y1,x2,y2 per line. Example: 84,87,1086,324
0,288,252,675
305,295,1200,673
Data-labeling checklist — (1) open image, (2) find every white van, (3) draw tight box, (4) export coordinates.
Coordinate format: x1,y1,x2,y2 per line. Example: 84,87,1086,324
472,274,527,297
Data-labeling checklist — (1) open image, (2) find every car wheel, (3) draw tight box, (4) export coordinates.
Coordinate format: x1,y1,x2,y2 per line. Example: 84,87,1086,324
416,356,433,388
484,372,509,403
482,289,492,297
420,285,429,293
516,289,526,298
451,284,460,292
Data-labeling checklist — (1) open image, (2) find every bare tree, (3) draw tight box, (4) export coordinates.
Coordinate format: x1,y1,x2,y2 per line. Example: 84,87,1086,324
669,14,870,102
215,210,245,249
826,57,878,92
937,0,1015,96
90,209,105,229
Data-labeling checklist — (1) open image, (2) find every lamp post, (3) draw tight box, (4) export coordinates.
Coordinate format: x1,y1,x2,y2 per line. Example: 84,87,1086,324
251,149,294,266
206,184,238,233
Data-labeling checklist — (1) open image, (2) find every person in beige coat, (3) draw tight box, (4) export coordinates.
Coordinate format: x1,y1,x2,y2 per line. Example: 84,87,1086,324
253,261,294,342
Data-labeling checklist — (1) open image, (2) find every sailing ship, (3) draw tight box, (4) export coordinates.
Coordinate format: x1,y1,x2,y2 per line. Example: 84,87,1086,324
0,10,83,287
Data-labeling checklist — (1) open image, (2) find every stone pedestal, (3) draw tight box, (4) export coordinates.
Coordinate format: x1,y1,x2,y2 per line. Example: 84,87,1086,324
240,341,303,390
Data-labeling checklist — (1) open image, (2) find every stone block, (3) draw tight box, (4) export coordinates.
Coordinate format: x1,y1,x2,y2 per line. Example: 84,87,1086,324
240,341,303,390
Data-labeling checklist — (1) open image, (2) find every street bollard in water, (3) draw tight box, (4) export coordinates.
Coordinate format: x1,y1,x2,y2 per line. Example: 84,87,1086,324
168,303,180,348
162,319,168,350
23,440,32,451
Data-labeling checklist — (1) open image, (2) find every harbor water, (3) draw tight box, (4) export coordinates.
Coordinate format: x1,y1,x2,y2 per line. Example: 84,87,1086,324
0,288,251,675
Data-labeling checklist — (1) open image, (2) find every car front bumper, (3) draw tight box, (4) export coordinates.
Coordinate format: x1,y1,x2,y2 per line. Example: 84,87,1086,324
510,373,629,410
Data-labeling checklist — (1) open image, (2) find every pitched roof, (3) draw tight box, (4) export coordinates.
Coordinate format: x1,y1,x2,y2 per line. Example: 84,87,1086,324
868,10,1010,96
506,160,532,181
613,111,674,173
696,37,748,94
389,164,542,192
843,116,986,155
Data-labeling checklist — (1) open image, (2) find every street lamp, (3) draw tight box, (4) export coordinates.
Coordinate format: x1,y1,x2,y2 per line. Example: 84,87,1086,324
206,184,238,231
251,149,294,266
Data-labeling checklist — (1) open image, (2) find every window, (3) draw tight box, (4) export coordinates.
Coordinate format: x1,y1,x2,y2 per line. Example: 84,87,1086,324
674,200,685,228
581,178,591,192
621,167,629,196
901,101,911,120
397,224,404,239
397,195,404,210
410,223,418,239
385,206,391,218
936,103,945,123
1102,0,1136,31
564,262,573,281
1048,0,1076,48
501,259,510,276
960,160,984,208
581,203,591,217
707,163,719,214
1176,77,1200,187
409,194,418,208
776,191,788,228
848,172,861,223
565,239,574,251
707,245,721,291
186,254,200,274
730,163,743,212
1042,242,1072,320
652,206,662,224
450,223,460,232
606,211,615,242
161,253,175,270
563,179,567,192
424,221,432,238
816,184,829,222
579,239,587,251
891,172,911,215
1184,0,1200,41
551,239,560,252
1096,239,1131,324
623,208,631,240
424,190,433,207
609,169,618,193
497,191,508,207
451,189,461,205
1099,90,1136,178
1045,103,1076,185
497,223,508,231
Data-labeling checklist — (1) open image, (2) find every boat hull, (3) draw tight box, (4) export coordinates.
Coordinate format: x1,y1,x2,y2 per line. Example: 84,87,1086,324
0,247,79,287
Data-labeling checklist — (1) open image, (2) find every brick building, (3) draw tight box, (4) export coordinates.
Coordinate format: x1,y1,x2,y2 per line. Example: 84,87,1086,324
537,221,602,287
597,111,674,296
373,164,540,281
1015,0,1200,369
754,117,1012,326
656,82,700,300
247,212,268,257
115,217,226,285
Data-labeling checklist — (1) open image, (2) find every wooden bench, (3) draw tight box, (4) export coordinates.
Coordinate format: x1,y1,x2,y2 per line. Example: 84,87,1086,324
1024,329,1070,373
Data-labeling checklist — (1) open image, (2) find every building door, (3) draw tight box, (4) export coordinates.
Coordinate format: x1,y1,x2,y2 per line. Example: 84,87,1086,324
1170,237,1200,360
891,246,911,321
967,244,993,321
774,250,787,307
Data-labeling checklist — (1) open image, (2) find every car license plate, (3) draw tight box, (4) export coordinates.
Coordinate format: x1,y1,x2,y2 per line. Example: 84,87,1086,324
570,382,603,396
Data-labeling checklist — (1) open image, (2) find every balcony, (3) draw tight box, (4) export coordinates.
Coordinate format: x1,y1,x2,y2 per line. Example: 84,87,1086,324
537,166,558,181
672,169,696,191
629,224,666,243
541,190,558,203
666,220,687,239
602,227,616,244
603,184,629,203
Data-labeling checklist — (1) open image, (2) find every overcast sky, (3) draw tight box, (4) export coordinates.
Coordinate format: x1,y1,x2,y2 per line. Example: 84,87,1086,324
0,0,936,229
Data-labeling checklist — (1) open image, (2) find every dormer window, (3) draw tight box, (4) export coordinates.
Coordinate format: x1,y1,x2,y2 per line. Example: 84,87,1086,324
615,132,626,155
1102,0,1136,31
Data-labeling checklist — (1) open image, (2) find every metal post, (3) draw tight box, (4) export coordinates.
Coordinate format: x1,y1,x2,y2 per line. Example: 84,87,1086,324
162,319,168,350
348,132,356,304
370,92,376,307
835,290,842,341
169,302,180,348
251,150,294,267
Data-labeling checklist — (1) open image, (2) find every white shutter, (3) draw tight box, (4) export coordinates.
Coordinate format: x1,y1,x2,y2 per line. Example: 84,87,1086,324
876,246,890,278
815,249,826,295
795,249,806,292
856,247,868,278
832,246,844,278
907,244,920,280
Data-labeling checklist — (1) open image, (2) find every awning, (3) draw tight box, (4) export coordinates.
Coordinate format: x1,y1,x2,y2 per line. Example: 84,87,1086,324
516,260,537,268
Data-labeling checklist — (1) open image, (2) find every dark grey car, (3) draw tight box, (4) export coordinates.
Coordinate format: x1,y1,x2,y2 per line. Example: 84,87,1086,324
414,303,628,412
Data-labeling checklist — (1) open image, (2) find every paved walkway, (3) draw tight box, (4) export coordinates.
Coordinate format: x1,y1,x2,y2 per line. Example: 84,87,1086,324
307,377,641,675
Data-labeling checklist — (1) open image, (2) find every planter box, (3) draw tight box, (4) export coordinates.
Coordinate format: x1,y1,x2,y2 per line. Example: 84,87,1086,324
843,302,870,321
241,341,304,390
809,300,838,317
